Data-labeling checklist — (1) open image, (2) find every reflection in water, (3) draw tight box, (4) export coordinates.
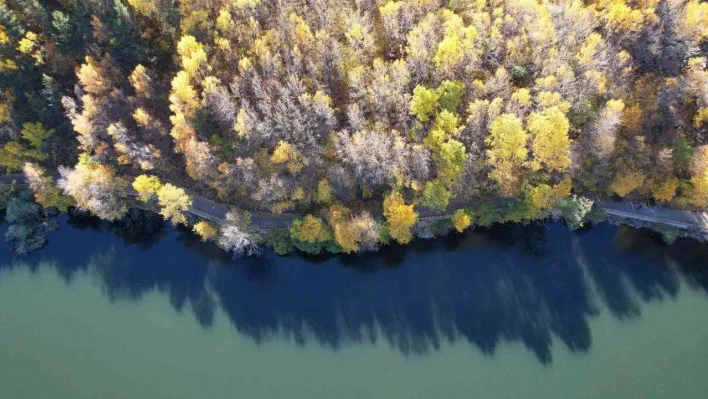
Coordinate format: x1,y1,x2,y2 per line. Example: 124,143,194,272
2,209,708,364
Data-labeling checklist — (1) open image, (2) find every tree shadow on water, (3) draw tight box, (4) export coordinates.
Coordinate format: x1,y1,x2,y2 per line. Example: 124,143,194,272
2,212,708,364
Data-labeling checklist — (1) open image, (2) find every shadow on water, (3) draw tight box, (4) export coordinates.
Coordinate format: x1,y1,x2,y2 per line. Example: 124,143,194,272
2,209,708,364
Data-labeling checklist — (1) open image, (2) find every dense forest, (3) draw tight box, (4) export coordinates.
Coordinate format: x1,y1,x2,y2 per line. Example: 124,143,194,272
0,0,707,255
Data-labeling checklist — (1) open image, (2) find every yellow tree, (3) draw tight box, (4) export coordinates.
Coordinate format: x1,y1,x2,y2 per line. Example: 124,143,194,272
327,205,359,253
689,146,708,207
193,221,218,241
610,170,646,197
409,85,438,122
486,114,528,197
157,184,192,225
132,175,162,201
290,215,331,244
383,192,418,244
527,107,571,173
23,163,73,211
451,209,472,233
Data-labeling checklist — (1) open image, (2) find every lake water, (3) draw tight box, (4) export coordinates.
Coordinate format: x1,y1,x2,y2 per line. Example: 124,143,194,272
2,210,708,398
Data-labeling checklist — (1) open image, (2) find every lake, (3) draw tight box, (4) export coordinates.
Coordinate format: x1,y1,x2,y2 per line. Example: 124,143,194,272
2,210,708,398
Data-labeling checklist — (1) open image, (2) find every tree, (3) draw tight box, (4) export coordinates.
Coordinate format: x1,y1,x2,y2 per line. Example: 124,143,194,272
486,114,528,197
527,107,571,172
156,184,192,225
132,175,162,202
651,178,678,203
20,122,53,149
588,100,624,161
421,180,451,212
4,190,57,254
290,215,332,254
436,139,468,186
327,204,359,254
336,130,401,189
383,192,418,244
271,140,304,174
528,184,556,217
689,145,708,207
437,80,465,113
555,195,594,230
193,220,218,241
23,163,72,211
0,122,51,172
610,170,645,197
451,209,472,232
217,210,260,256
409,86,438,122
58,157,128,221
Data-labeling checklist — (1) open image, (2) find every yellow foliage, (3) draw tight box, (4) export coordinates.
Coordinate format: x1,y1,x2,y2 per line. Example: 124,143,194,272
434,34,464,73
177,35,207,77
511,88,531,107
132,175,162,202
529,184,555,216
383,192,418,244
157,184,192,225
193,221,218,241
290,13,314,46
694,107,708,127
605,2,644,32
487,114,527,163
690,174,708,207
606,98,625,112
451,209,472,233
0,24,9,45
170,71,198,115
683,1,708,42
291,186,305,201
271,140,304,173
0,58,17,72
486,114,528,197
129,64,152,97
315,179,333,204
553,176,573,198
17,31,43,64
379,1,402,18
127,0,157,15
537,91,570,113
652,178,678,203
133,108,151,127
291,215,330,243
576,33,604,67
527,107,571,172
77,56,106,94
610,170,645,197
327,205,358,253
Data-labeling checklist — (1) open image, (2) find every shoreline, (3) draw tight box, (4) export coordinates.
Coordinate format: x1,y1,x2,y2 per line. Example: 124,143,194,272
3,174,708,255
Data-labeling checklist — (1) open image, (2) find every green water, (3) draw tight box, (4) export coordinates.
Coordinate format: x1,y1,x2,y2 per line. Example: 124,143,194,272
1,216,708,398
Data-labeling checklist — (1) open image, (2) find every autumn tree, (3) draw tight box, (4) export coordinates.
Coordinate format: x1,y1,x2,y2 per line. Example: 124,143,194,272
156,184,192,225
193,220,218,241
527,107,571,173
58,156,128,221
132,175,162,202
23,163,72,211
383,192,418,244
290,215,333,254
486,114,528,197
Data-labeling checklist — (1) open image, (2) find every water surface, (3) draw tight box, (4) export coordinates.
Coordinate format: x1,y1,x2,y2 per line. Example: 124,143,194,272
2,211,708,398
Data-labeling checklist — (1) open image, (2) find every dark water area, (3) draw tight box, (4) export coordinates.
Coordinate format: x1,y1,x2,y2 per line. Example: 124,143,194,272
2,209,708,398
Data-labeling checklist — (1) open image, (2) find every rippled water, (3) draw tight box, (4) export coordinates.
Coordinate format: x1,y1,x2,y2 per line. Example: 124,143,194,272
2,210,708,398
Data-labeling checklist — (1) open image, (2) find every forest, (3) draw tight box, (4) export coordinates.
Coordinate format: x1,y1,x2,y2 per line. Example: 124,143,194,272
0,0,707,255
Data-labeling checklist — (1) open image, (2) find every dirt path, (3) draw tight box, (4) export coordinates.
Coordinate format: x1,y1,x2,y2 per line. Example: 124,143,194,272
3,174,708,234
